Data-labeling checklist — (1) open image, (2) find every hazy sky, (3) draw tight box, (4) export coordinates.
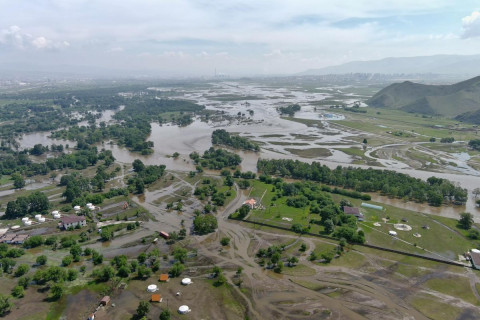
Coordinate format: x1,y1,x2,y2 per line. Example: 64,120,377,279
1,0,480,76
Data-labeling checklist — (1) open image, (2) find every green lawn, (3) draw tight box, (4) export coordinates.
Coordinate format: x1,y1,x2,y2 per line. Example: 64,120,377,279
425,276,480,306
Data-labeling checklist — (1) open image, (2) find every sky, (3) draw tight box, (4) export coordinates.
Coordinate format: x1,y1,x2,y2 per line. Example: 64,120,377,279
1,0,480,77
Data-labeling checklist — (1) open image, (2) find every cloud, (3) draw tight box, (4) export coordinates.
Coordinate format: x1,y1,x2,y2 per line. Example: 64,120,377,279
462,11,480,38
0,25,69,50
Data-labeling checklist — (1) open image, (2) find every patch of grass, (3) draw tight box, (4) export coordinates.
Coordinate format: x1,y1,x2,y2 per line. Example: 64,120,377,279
425,277,480,305
281,263,316,276
410,293,461,320
285,147,332,158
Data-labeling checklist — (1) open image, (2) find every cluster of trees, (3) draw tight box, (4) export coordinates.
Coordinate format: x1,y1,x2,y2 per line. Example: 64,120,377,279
257,159,467,206
278,104,301,116
440,137,455,143
127,159,166,194
211,129,260,151
193,178,232,206
0,146,111,177
190,147,242,170
5,191,49,219
468,139,480,151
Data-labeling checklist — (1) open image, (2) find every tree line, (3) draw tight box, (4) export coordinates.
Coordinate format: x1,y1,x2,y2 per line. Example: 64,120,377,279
257,159,467,206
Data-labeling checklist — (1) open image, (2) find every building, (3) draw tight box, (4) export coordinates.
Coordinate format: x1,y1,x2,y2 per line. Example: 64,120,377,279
13,234,29,244
343,206,364,221
100,296,110,306
243,198,257,209
151,294,162,302
60,216,86,230
1,234,16,244
471,251,480,270
159,274,169,282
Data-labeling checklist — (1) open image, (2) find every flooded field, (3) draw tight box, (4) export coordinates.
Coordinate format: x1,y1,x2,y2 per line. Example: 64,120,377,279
16,81,480,219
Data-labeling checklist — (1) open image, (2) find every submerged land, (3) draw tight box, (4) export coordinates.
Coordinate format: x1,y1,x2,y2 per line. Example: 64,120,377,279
0,76,479,319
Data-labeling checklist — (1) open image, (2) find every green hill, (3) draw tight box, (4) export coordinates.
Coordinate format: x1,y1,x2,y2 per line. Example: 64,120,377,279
367,76,480,121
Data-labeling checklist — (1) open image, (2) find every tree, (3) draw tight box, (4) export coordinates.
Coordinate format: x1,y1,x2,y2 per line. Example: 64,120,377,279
220,237,230,246
93,265,115,282
324,219,334,234
101,228,114,241
136,301,150,318
459,212,474,230
14,264,29,277
274,261,284,273
137,252,147,264
159,309,171,320
362,138,367,144
288,256,299,267
67,269,78,281
17,276,30,289
11,286,24,298
0,258,16,273
137,265,152,279
117,266,130,278
173,247,188,263
62,255,73,266
299,243,307,252
132,159,145,172
13,174,25,189
169,262,185,277
193,214,217,234
212,266,222,278
0,294,12,315
50,283,64,301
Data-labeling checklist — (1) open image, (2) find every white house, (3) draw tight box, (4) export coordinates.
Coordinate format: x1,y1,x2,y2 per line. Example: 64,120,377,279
60,216,86,229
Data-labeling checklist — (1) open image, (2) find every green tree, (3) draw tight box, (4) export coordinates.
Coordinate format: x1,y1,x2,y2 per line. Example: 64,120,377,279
101,228,114,241
173,247,188,263
220,237,230,246
11,286,24,298
193,214,218,234
0,294,12,315
67,269,78,281
459,212,474,230
50,283,64,301
136,301,150,318
62,255,73,266
14,264,29,277
36,255,47,267
137,252,147,264
117,266,130,278
169,262,184,277
159,309,171,320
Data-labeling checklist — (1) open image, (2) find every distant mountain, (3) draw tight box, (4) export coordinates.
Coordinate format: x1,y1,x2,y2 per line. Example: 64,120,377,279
301,55,480,75
366,75,480,121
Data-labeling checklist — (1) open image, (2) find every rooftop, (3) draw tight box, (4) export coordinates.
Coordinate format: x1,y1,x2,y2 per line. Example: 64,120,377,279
471,251,480,267
159,274,169,281
61,215,86,224
343,206,360,215
151,294,162,302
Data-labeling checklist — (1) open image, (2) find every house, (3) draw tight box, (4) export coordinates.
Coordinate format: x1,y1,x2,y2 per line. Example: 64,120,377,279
159,274,169,282
343,206,364,221
60,216,86,230
100,296,110,306
151,294,162,302
243,198,257,209
471,251,480,270
13,234,29,244
1,234,16,244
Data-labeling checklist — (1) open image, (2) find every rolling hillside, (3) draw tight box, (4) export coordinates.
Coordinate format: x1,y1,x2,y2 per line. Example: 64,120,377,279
366,76,480,120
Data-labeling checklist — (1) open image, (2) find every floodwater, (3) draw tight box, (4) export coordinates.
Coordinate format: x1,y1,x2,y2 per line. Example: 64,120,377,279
15,82,480,219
